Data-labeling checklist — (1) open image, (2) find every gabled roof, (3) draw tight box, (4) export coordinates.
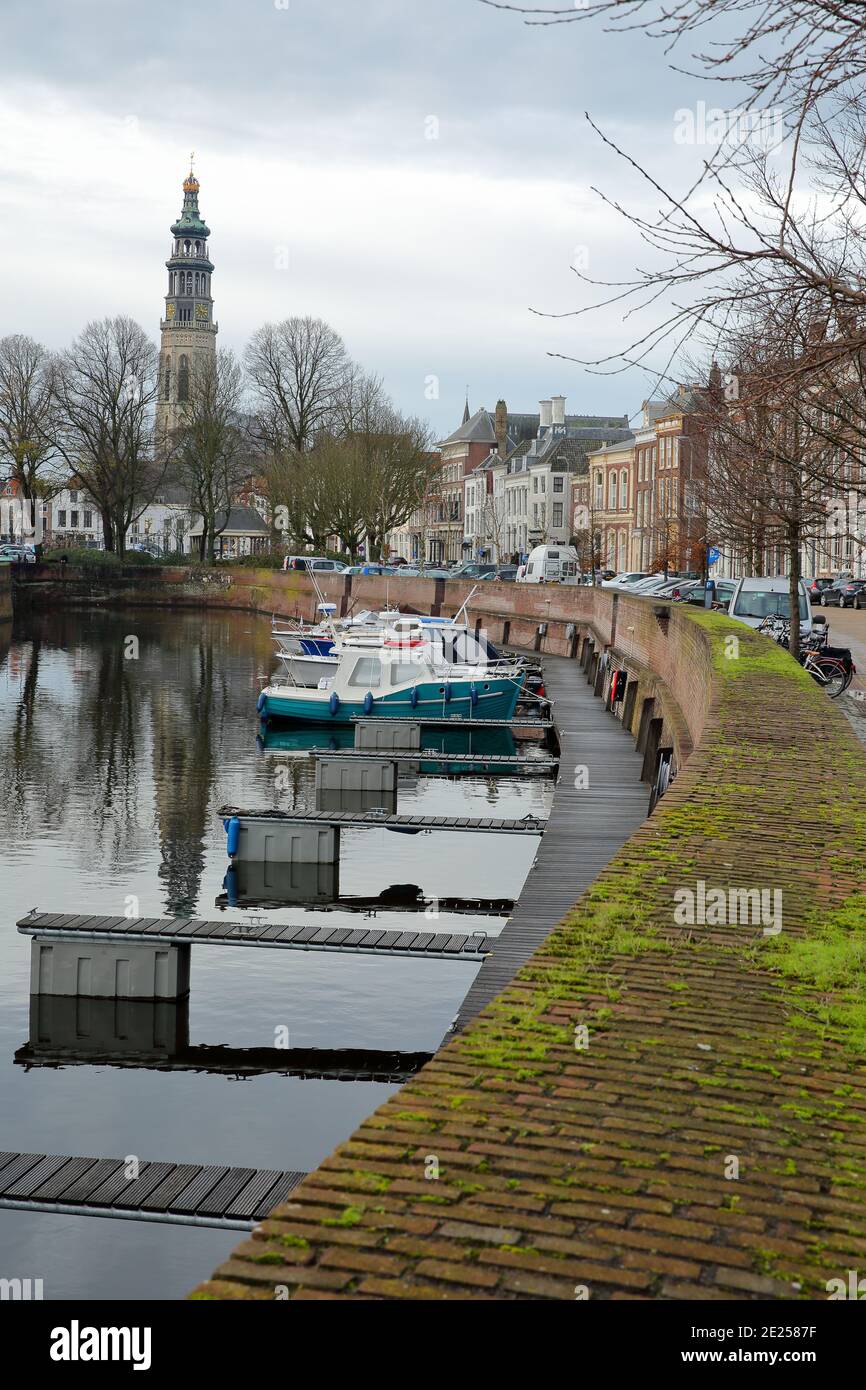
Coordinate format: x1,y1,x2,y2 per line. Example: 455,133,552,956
587,435,636,458
438,407,497,447
188,504,269,537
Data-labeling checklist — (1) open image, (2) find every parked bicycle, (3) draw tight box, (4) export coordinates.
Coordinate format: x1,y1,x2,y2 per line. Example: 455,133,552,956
756,614,855,698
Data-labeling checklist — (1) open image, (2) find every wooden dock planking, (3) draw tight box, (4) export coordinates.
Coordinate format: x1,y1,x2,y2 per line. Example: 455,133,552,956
217,807,545,834
304,747,558,772
17,911,490,961
452,653,649,1030
0,1151,305,1230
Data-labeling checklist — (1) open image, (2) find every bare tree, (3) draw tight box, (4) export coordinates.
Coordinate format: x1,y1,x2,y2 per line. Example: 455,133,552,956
0,335,60,546
173,349,248,563
359,406,435,561
245,317,350,456
483,2,866,394
52,317,161,554
698,309,843,658
479,3,866,115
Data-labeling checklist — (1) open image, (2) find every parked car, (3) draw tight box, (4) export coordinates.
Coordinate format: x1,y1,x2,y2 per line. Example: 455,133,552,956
820,583,844,607
0,543,36,564
836,579,866,609
283,555,346,573
342,563,399,576
680,579,736,609
601,572,649,589
728,576,812,642
495,565,519,582
449,562,498,579
804,577,836,606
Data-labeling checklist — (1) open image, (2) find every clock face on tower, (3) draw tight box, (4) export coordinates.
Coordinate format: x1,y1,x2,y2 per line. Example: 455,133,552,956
195,304,208,321
166,303,176,319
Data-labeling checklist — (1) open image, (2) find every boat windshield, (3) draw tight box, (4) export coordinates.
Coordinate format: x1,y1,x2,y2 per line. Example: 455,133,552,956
347,656,383,688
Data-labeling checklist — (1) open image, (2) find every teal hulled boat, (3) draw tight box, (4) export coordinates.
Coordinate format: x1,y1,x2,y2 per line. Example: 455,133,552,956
257,638,525,726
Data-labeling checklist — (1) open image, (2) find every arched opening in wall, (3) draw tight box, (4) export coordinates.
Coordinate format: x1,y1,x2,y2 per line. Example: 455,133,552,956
622,680,639,733
636,696,656,755
641,716,664,783
178,355,189,403
162,357,171,402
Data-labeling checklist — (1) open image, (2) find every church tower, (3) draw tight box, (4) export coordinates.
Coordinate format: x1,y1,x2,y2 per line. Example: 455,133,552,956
156,159,218,439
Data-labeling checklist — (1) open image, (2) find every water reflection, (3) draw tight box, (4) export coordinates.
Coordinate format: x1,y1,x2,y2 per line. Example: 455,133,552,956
0,607,552,1299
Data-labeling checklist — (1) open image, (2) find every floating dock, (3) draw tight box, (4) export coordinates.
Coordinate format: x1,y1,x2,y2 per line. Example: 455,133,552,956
218,807,546,834
0,1150,304,1230
17,912,491,962
305,747,558,772
350,715,553,730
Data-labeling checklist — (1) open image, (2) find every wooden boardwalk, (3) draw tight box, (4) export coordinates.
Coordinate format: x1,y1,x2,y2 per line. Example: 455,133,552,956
453,654,648,1029
17,911,491,961
0,1150,304,1230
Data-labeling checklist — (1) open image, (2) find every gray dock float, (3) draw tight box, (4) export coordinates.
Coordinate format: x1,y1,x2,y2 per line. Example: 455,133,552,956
0,1150,305,1230
17,912,491,962
218,807,546,834
452,653,649,1030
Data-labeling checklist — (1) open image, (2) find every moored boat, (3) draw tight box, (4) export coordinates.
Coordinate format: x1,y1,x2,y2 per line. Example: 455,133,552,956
257,633,525,724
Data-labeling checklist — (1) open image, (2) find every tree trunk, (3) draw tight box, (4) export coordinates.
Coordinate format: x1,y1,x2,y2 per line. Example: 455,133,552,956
101,508,114,553
788,532,801,664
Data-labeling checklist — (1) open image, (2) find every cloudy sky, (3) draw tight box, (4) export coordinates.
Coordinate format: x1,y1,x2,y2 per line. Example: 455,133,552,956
0,0,744,434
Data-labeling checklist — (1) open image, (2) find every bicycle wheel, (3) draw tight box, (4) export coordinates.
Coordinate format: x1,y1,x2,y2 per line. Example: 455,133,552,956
810,658,848,698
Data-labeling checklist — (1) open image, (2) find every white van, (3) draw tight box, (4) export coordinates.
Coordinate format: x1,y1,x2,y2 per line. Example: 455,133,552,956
728,576,812,642
518,545,579,584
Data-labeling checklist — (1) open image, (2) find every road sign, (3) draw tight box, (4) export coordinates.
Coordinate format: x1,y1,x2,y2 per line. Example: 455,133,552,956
707,547,720,566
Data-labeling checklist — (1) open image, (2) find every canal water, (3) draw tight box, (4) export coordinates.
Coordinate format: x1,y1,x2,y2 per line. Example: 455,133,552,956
0,607,551,1300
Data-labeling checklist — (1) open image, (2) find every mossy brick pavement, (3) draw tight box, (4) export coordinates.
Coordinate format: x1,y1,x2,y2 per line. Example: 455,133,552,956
193,608,866,1301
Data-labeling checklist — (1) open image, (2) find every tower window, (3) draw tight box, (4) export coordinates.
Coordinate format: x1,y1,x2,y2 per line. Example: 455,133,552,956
178,355,189,402
163,356,171,401
184,239,191,255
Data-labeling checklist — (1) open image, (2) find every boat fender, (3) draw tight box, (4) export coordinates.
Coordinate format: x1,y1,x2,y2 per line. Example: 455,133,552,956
329,691,340,716
444,681,452,703
410,686,419,708
224,865,239,907
226,816,241,858
470,682,478,707
363,691,374,715
256,691,267,714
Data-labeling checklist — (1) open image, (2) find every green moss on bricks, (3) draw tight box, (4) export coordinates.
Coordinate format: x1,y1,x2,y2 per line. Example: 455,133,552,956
322,1206,364,1227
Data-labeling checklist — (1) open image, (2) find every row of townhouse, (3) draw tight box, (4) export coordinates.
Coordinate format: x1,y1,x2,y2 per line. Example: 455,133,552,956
389,396,632,564
390,376,865,579
0,476,270,556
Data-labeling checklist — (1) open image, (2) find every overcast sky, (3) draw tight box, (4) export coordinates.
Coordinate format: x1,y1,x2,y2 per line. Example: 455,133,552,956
0,0,750,435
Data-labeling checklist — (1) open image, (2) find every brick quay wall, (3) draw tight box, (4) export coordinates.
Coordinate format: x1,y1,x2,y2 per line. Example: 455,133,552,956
14,565,866,1300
